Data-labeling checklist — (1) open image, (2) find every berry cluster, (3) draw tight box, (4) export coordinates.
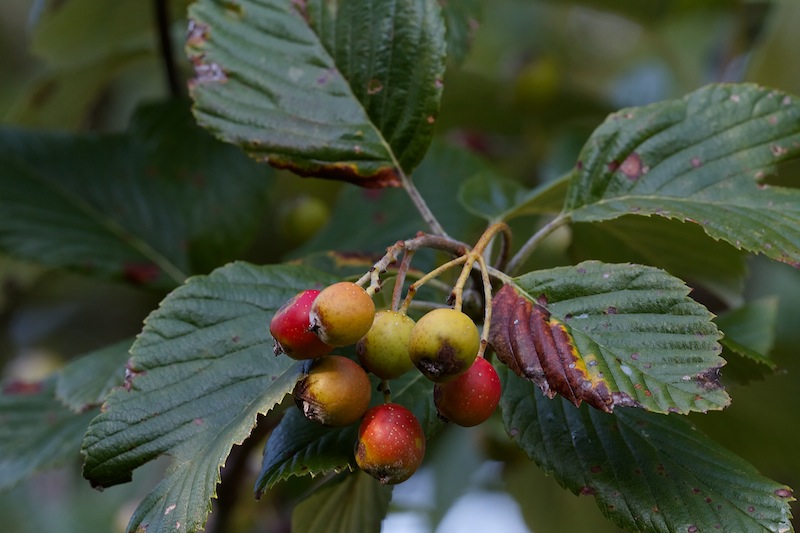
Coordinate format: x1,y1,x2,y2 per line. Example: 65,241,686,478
269,269,502,485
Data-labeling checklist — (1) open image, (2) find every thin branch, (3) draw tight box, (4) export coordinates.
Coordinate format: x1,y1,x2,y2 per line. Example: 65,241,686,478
506,214,570,276
154,0,182,98
399,170,449,237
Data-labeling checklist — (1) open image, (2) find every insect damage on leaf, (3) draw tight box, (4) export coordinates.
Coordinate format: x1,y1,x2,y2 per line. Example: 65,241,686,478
489,283,616,412
267,157,401,189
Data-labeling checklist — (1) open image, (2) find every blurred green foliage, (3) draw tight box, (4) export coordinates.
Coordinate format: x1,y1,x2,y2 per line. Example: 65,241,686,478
1,1,799,532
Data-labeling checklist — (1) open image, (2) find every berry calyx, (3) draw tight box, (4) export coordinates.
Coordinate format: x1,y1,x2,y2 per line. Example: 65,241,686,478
434,357,501,427
355,403,425,485
407,308,480,382
293,355,372,427
356,310,416,379
309,282,375,347
270,289,334,360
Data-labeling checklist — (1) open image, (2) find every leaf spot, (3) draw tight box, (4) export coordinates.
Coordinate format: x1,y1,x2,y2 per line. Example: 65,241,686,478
783,95,792,105
620,152,645,180
123,262,161,285
688,526,698,533
317,68,335,85
186,20,209,48
771,144,788,156
768,115,778,125
426,115,435,124
367,79,383,95
691,157,702,168
620,365,633,376
191,57,228,85
730,94,741,102
775,488,793,498
747,506,755,513
165,504,176,515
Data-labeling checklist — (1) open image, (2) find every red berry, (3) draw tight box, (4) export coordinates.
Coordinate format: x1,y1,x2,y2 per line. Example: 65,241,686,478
434,357,501,427
293,355,372,427
355,403,425,485
270,290,334,360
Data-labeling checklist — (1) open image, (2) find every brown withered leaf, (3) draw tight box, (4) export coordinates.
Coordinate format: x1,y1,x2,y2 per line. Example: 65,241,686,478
489,284,614,413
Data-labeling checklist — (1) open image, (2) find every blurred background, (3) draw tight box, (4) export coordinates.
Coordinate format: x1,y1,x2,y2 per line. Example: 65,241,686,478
2,1,799,532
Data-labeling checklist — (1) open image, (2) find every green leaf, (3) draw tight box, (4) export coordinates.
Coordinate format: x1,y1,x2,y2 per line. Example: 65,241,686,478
570,216,747,307
256,407,359,495
0,102,273,287
536,0,736,25
81,262,338,533
256,369,438,494
499,367,795,533
187,0,447,187
489,261,728,414
458,173,569,222
292,471,392,533
30,0,154,68
439,0,482,65
5,54,150,130
0,379,97,491
55,339,132,412
715,298,780,385
564,83,800,268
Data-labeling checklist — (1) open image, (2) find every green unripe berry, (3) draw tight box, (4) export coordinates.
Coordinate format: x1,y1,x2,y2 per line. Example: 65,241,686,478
408,308,480,383
293,355,372,427
356,310,416,379
278,195,330,244
309,282,375,347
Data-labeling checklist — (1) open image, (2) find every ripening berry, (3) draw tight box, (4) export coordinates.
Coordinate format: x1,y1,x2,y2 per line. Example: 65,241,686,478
293,355,372,427
356,310,416,379
434,357,501,427
309,282,375,347
355,403,425,485
270,289,333,359
407,308,480,382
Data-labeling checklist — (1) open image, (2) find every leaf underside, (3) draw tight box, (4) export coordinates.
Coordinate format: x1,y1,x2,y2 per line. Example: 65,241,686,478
291,471,392,533
187,0,447,188
489,261,728,415
500,367,795,533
